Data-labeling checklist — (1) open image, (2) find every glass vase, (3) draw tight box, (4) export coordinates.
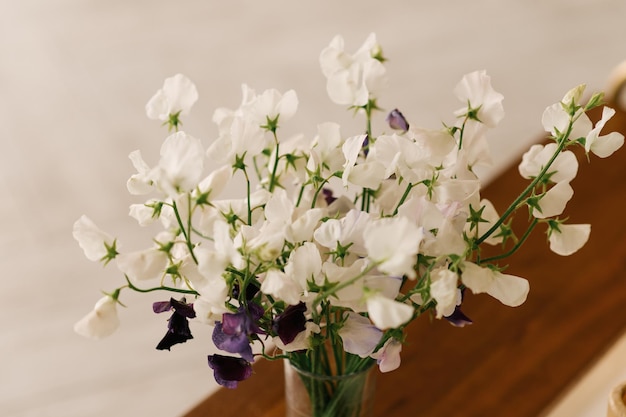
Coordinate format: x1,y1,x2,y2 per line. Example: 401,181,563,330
284,358,377,417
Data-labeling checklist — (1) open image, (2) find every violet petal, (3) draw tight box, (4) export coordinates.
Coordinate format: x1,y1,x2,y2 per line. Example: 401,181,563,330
207,354,252,389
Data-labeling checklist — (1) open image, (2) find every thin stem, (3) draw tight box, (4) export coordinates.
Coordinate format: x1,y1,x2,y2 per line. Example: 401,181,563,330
479,217,539,264
268,132,280,192
171,200,198,264
124,275,199,296
475,127,572,246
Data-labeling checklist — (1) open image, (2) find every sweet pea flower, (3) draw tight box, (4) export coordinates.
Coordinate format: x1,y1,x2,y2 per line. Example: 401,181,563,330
126,150,154,195
207,354,252,389
151,131,204,198
153,298,196,350
319,33,387,106
115,246,168,281
212,303,264,362
363,216,423,279
146,74,198,122
429,267,460,319
548,222,591,256
74,295,120,340
341,134,368,187
250,88,298,128
386,108,409,132
73,215,117,263
518,143,578,184
454,70,504,128
532,181,574,219
272,302,307,346
365,293,413,330
338,312,382,357
585,106,625,158
461,262,529,307
371,337,402,373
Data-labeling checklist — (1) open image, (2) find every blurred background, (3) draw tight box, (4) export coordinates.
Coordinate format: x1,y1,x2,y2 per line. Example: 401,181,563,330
1,1,626,416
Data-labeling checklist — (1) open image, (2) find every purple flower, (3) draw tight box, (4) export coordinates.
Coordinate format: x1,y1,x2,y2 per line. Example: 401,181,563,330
445,306,473,327
272,302,307,345
212,303,264,362
386,108,409,132
153,298,196,350
207,354,252,389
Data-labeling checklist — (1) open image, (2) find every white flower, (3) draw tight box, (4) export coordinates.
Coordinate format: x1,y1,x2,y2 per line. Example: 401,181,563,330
585,106,625,158
454,70,504,128
429,267,459,318
151,131,204,197
74,295,120,340
146,74,198,121
371,337,402,373
366,293,413,330
261,269,302,306
338,312,382,357
320,33,387,106
73,215,116,262
364,216,423,278
284,242,322,289
548,223,591,256
518,143,578,184
196,220,243,283
250,88,298,125
541,102,592,140
115,247,168,281
314,209,371,256
193,279,230,324
341,134,368,187
461,262,529,307
126,150,154,195
533,181,574,219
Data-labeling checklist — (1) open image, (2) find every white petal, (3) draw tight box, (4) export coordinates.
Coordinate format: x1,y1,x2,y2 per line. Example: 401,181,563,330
462,262,529,307
549,223,591,256
73,215,115,262
430,268,459,318
115,248,168,281
74,296,120,340
486,272,529,307
161,73,198,116
338,312,383,357
364,217,422,278
260,269,302,306
366,294,413,330
371,337,402,373
533,181,573,219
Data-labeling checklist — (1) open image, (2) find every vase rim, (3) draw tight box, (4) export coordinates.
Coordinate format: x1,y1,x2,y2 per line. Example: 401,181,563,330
286,358,376,380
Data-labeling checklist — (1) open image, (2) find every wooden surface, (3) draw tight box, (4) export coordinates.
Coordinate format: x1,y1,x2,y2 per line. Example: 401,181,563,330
183,98,626,417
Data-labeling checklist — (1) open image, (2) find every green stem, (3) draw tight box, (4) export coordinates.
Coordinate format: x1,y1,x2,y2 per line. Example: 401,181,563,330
475,128,572,246
479,217,539,264
124,275,199,296
171,200,198,264
268,132,280,192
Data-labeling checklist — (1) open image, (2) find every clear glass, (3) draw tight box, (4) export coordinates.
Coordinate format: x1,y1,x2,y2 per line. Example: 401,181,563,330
284,359,377,417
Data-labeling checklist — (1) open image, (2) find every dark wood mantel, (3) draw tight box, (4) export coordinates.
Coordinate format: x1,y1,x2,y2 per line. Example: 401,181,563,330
183,83,626,417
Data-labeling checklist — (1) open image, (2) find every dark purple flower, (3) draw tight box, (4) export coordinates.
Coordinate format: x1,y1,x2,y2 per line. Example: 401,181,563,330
272,302,307,345
445,306,473,327
386,108,409,132
153,298,196,351
212,303,264,362
207,354,252,389
322,188,337,205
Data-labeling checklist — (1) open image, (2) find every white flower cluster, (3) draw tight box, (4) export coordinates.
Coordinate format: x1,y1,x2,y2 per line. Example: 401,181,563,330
73,34,623,380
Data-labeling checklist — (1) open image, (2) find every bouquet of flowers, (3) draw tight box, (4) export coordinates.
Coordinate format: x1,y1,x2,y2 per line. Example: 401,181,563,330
73,33,624,415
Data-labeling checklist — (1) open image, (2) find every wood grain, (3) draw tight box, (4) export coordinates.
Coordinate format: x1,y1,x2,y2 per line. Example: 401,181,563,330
183,102,626,417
